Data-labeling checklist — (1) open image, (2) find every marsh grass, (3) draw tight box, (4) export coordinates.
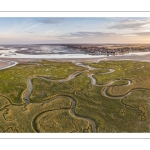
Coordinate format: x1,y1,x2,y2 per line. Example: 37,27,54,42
0,60,150,132
0,60,86,104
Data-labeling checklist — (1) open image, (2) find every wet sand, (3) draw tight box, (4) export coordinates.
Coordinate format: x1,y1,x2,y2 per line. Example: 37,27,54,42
0,61,10,68
0,52,150,68
0,60,18,70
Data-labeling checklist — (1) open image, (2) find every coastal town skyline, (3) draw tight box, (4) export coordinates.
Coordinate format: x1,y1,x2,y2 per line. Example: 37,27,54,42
1,17,150,44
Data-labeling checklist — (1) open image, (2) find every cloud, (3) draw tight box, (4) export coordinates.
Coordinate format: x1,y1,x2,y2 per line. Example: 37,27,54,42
108,18,150,30
25,23,41,30
65,31,117,38
45,30,150,42
122,31,150,36
135,32,150,36
28,32,34,33
121,33,137,37
46,31,119,40
82,19,98,23
76,25,82,27
37,18,64,24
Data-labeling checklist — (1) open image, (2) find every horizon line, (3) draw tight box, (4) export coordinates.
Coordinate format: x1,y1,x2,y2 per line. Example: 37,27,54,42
1,43,150,45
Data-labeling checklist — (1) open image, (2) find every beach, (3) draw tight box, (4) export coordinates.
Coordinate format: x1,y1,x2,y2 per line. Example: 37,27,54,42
0,50,150,70
0,61,10,68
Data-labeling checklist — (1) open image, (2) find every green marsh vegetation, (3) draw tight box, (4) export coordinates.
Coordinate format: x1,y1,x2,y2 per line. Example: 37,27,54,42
0,60,150,132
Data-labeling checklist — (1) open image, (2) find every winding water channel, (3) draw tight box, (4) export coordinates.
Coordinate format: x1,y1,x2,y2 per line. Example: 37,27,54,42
23,61,134,132
23,75,97,132
88,74,132,99
31,94,96,132
0,59,134,132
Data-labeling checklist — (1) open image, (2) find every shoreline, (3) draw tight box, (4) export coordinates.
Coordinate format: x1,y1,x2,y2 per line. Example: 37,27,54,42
0,60,18,70
0,51,150,70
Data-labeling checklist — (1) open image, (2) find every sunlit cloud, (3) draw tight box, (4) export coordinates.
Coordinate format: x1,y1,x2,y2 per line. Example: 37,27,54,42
0,17,150,44
24,23,41,30
108,18,150,30
37,18,65,24
64,31,117,37
121,34,138,37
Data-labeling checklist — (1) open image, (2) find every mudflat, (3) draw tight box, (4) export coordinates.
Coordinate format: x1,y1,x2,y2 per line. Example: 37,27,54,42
0,61,10,68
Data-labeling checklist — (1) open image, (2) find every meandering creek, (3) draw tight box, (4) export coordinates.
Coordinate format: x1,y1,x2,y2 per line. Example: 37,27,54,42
0,60,134,132
22,61,134,133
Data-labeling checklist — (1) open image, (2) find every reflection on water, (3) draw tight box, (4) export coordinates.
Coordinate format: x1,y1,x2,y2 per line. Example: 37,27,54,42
0,45,150,60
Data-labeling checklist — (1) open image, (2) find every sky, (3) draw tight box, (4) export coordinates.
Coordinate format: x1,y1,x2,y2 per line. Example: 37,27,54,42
1,17,150,44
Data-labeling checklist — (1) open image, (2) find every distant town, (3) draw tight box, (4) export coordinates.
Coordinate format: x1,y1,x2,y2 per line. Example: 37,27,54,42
0,44,150,57
66,44,150,56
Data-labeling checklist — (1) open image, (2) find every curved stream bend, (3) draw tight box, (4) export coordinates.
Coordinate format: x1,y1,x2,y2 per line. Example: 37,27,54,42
23,70,84,103
0,60,147,132
88,74,132,99
23,62,116,103
23,62,121,132
22,62,131,133
31,95,96,133
24,80,97,132
23,63,96,132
